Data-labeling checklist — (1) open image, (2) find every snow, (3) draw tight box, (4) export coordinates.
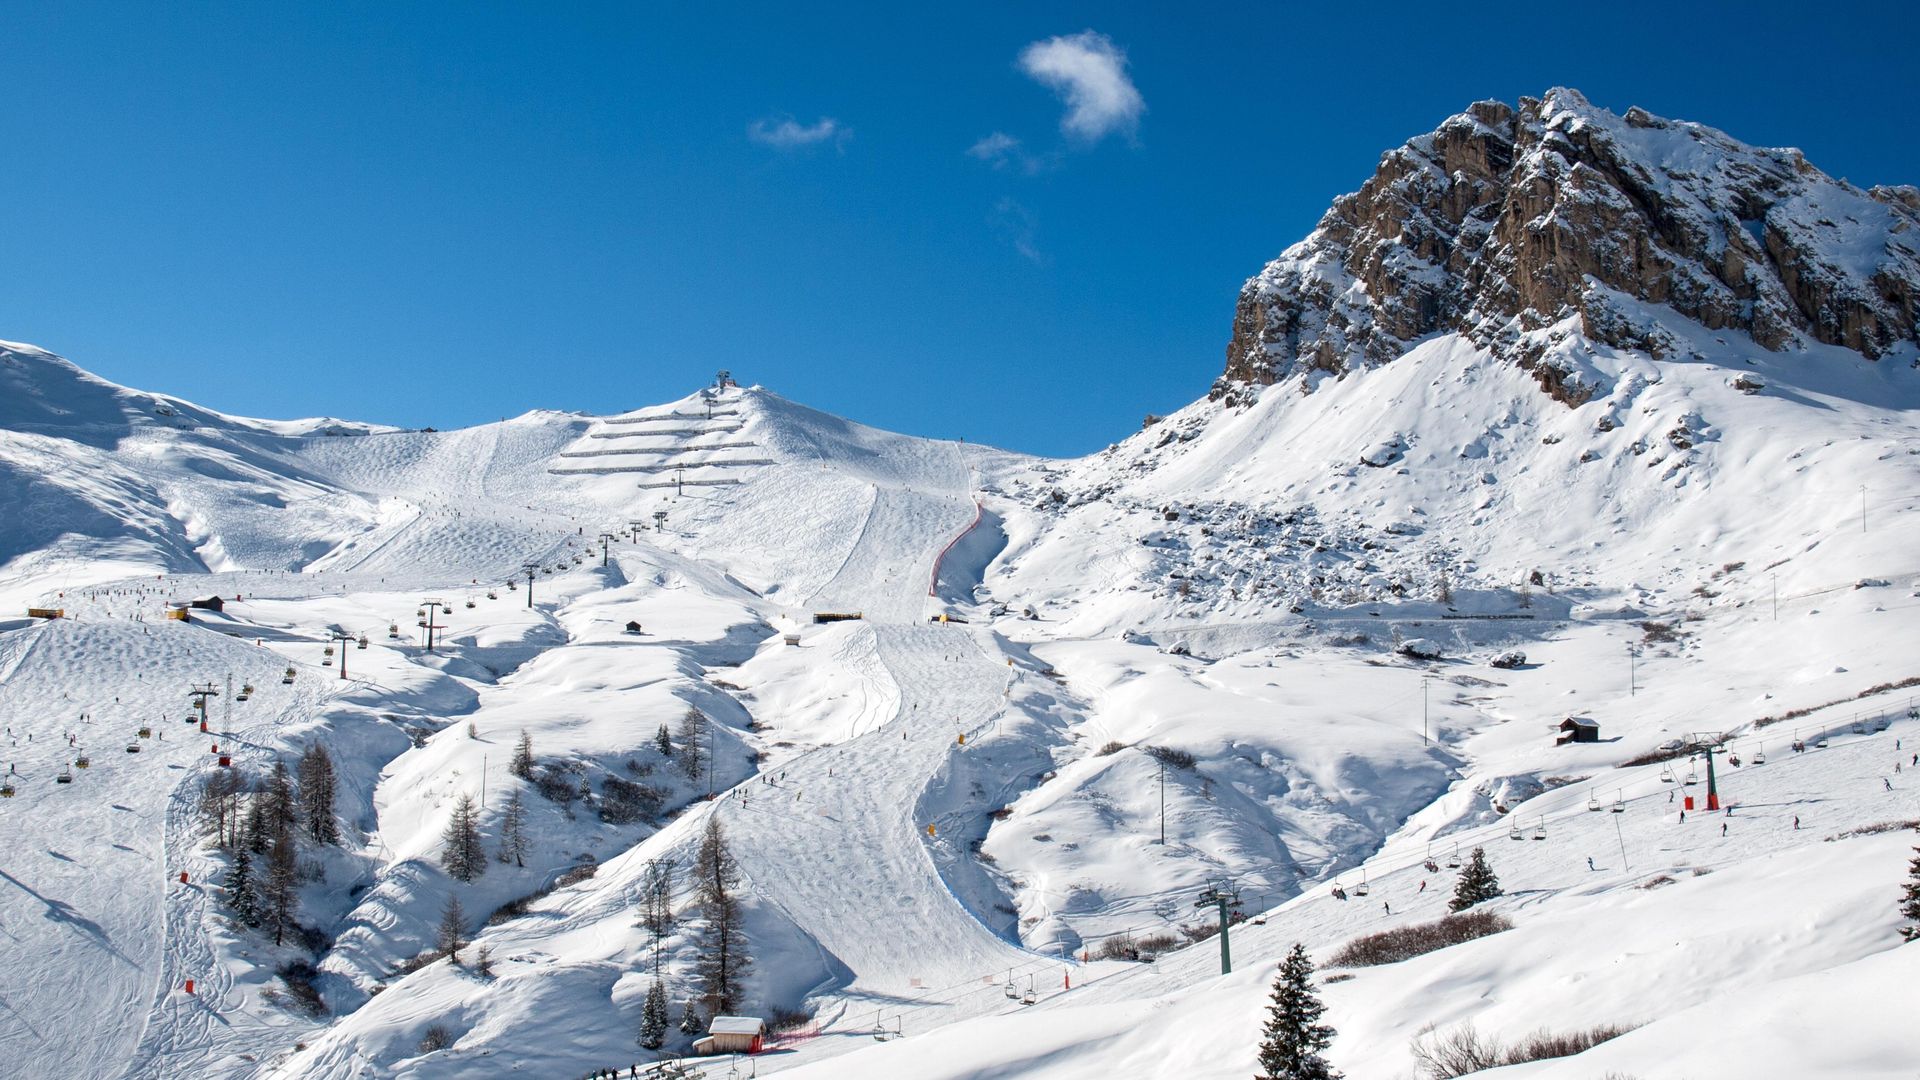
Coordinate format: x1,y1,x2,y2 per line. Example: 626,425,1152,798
2,282,1918,1080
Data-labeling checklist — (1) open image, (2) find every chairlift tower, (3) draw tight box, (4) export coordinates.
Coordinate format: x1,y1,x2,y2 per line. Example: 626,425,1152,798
1687,733,1728,811
652,509,669,531
325,630,359,679
598,533,617,566
188,682,220,728
418,600,448,652
1194,880,1241,975
521,563,540,609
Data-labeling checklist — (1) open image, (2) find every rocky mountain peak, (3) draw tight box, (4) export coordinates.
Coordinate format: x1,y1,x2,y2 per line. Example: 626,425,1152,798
1218,88,1920,405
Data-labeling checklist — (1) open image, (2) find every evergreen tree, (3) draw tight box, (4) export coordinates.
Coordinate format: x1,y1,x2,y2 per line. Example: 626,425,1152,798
509,730,535,780
438,894,467,963
1900,845,1920,942
442,793,486,882
678,1000,702,1036
223,843,261,928
676,708,708,786
1450,847,1503,913
1256,943,1341,1080
265,759,298,835
261,815,300,946
693,816,748,1015
639,978,669,1049
296,743,340,845
655,723,673,759
496,790,530,867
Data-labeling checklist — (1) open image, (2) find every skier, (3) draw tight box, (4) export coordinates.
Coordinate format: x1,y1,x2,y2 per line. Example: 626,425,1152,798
1721,823,1728,836
1793,815,1800,830
1587,856,1595,871
1885,778,1895,792
1383,901,1391,915
1417,879,1427,893
1678,810,1686,823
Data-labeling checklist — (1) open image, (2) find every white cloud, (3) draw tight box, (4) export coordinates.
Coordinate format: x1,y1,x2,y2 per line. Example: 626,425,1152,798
1017,30,1143,143
747,116,851,150
968,131,1022,163
991,197,1045,265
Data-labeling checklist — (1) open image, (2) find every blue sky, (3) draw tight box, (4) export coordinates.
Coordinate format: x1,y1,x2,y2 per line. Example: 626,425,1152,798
4,2,1916,456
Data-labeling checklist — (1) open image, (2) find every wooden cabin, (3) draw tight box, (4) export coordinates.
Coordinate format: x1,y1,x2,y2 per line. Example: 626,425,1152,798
691,1015,765,1056
1557,716,1601,745
189,595,226,613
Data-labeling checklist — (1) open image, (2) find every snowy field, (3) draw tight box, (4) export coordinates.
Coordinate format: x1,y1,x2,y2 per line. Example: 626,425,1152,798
2,326,1918,1080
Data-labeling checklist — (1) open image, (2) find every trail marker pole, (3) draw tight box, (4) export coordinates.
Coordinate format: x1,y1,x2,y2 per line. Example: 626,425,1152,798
1158,757,1166,845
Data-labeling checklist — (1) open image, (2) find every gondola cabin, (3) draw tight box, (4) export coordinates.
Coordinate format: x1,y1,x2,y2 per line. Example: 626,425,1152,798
1556,717,1600,745
692,1015,765,1056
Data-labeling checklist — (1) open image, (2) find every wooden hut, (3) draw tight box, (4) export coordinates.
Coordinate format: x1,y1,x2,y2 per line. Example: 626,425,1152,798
691,1015,765,1056
189,595,226,613
1556,717,1600,745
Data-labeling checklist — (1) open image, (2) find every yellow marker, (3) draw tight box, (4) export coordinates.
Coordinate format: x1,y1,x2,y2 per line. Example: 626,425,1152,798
957,733,966,745
926,823,936,837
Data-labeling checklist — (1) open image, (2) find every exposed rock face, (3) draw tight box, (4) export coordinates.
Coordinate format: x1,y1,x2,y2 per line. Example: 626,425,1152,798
1218,89,1920,405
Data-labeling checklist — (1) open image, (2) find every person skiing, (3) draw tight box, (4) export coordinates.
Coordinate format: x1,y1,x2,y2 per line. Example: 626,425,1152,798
1587,856,1595,871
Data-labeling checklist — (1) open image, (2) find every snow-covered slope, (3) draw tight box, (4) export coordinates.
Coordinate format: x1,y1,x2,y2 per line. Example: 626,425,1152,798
3,87,1918,1080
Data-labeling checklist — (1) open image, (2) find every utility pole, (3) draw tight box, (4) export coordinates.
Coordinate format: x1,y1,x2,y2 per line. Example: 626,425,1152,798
1193,881,1240,975
1158,757,1166,845
522,563,539,609
419,599,447,652
599,533,617,566
1861,485,1868,533
1422,674,1433,745
1771,573,1778,621
1627,644,1639,696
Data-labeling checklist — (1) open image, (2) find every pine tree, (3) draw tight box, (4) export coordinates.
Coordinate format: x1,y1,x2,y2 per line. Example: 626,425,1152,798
1450,847,1503,913
639,978,669,1049
679,1000,702,1035
442,793,486,882
693,816,748,1015
265,759,298,836
655,723,673,759
224,843,261,928
496,790,530,867
1256,943,1341,1080
261,815,300,946
296,743,339,845
438,894,467,963
1900,845,1920,942
509,730,535,780
676,708,708,786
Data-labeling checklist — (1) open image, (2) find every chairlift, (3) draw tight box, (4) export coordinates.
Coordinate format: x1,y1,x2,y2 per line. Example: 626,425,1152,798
357,636,369,649
56,766,73,784
1815,736,1829,749
388,623,400,638
1850,721,1866,735
1587,792,1602,812
0,780,14,797
1509,821,1525,841
1003,981,1018,1000
507,581,517,591
74,752,91,769
1728,750,1742,767
465,599,475,609
125,742,141,754
1532,816,1547,841
1022,975,1037,1006
1446,843,1461,869
1331,882,1348,901
1660,763,1676,783
138,725,152,738
416,607,427,618
441,605,453,615
1611,790,1626,813
282,667,296,685
1683,757,1699,785
1354,870,1371,898
1753,746,1766,765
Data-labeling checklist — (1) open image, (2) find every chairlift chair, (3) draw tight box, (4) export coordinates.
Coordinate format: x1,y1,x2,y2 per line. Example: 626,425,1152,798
1587,792,1602,812
1815,736,1829,748
1004,981,1018,999
1753,746,1766,765
416,607,426,618
125,742,140,753
1660,763,1676,783
1446,844,1461,869
56,766,73,784
486,590,497,600
0,780,14,797
1509,822,1525,841
1611,791,1626,813
1728,751,1741,767
1532,817,1547,840
282,667,296,684
1331,882,1347,901
465,599,475,609
138,725,152,738
1354,871,1371,898
357,636,369,649
507,580,517,591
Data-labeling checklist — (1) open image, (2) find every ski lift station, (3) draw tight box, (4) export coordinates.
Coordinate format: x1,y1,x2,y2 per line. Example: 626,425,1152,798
1556,716,1601,745
691,1015,764,1056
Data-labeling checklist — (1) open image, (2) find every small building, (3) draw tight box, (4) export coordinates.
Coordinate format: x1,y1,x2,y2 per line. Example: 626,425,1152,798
25,607,64,620
189,595,226,613
692,1015,765,1056
624,620,644,634
166,602,193,622
1557,717,1600,745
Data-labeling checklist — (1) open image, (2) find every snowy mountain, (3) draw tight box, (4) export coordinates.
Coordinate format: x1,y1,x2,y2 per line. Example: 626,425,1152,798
3,89,1919,1080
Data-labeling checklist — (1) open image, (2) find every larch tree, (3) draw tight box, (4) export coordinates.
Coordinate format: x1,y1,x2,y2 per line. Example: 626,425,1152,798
438,894,468,963
1256,942,1341,1080
641,857,677,971
1450,847,1503,913
676,708,708,787
296,742,339,845
509,729,535,780
442,793,486,882
693,816,748,1016
496,790,530,867
261,812,300,946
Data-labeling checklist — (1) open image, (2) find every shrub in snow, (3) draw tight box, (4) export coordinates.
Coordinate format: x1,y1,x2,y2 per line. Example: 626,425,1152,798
1397,638,1443,659
418,1025,453,1054
1145,745,1197,770
1326,909,1512,967
1449,847,1502,912
1095,740,1127,757
1412,1021,1635,1077
598,776,666,824
1256,942,1341,1080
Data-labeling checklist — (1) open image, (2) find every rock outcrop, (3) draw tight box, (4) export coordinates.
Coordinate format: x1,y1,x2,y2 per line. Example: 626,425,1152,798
1218,89,1920,405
